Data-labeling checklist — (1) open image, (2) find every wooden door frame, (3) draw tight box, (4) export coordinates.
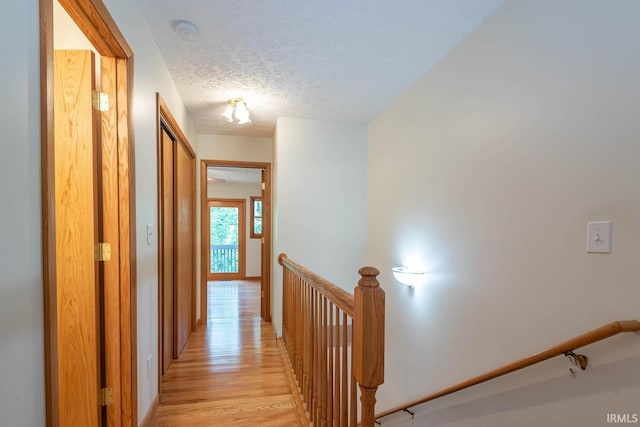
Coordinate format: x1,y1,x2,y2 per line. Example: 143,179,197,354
156,95,197,387
200,160,272,325
206,198,247,281
40,0,137,426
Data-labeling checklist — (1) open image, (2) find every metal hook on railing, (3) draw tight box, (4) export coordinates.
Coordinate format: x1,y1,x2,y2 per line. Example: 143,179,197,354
403,408,415,419
564,350,588,370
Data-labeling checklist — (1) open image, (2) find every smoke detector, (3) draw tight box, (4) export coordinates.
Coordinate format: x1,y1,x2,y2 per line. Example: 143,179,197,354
170,20,199,40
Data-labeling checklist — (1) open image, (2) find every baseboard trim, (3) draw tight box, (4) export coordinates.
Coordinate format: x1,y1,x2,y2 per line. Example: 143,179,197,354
277,338,310,426
139,393,159,427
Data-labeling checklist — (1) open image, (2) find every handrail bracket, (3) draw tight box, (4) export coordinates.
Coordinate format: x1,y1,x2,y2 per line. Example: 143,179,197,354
564,350,588,370
403,408,415,419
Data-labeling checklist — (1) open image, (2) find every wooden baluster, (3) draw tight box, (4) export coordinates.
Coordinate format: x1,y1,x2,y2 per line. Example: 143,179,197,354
283,267,288,347
341,312,348,427
303,279,307,391
317,289,323,424
292,274,296,371
305,281,312,409
353,267,384,427
312,288,319,424
320,296,328,426
316,289,322,424
292,272,297,371
350,375,357,427
334,307,341,427
282,268,286,344
296,274,302,382
328,303,334,426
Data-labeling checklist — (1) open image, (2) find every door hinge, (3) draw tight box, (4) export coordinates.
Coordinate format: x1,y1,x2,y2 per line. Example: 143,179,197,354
261,182,266,190
100,387,114,406
95,242,112,262
261,291,265,297
92,91,109,112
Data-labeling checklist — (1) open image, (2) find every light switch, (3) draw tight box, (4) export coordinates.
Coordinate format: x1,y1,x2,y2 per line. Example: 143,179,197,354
586,221,611,253
146,224,153,246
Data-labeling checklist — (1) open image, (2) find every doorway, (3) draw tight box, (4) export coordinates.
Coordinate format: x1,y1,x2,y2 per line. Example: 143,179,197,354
207,199,246,280
200,161,272,325
41,0,136,426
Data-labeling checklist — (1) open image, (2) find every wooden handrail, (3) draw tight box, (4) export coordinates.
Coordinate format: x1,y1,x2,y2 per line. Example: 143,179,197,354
376,320,640,421
278,253,355,316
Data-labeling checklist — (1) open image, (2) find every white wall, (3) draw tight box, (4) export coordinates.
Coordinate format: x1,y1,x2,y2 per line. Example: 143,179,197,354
273,117,368,336
101,0,197,421
196,134,273,318
207,181,263,277
0,0,44,425
0,0,196,424
367,0,640,425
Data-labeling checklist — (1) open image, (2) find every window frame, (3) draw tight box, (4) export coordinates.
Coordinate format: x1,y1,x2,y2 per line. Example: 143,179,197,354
250,196,263,238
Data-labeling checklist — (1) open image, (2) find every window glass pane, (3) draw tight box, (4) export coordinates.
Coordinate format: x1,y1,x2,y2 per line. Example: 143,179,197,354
210,206,239,273
254,200,262,217
254,217,262,235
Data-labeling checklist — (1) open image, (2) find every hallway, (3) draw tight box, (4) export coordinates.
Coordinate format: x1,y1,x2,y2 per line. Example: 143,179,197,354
149,280,303,426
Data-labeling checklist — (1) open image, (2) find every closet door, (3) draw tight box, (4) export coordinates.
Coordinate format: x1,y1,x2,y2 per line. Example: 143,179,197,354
175,141,195,354
160,127,175,374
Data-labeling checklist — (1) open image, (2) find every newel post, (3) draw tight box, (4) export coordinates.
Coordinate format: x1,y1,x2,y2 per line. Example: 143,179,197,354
353,266,385,427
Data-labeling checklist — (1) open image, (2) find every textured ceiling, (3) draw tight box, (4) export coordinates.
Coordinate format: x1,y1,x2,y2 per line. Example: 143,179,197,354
135,0,505,137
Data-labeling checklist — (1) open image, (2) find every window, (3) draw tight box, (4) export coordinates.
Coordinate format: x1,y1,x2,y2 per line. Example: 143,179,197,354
250,196,262,238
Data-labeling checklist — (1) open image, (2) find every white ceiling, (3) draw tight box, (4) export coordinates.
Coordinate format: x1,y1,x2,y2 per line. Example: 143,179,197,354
134,0,505,137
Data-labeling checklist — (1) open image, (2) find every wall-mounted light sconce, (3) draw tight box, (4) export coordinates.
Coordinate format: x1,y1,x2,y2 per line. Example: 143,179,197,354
392,266,427,288
222,97,251,124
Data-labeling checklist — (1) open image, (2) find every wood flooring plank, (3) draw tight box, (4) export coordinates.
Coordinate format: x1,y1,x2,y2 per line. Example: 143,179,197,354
150,280,302,426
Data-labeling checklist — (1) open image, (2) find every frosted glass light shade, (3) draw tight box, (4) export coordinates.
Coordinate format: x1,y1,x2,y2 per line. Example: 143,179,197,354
392,266,426,287
222,98,251,124
222,104,234,122
234,101,251,124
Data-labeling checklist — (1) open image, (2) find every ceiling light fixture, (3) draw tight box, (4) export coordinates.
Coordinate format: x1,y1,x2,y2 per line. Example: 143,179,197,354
222,98,251,125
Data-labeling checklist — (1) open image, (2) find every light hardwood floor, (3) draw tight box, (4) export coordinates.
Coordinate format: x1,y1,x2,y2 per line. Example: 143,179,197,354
149,280,303,426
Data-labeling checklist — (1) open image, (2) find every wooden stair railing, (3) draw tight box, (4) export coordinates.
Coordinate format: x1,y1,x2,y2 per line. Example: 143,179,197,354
375,319,640,422
279,253,385,427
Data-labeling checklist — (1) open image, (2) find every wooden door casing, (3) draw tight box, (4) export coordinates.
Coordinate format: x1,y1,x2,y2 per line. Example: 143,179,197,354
199,161,272,325
42,1,137,425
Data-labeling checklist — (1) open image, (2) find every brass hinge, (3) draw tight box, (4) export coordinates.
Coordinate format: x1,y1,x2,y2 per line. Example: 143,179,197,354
95,242,112,262
92,91,109,112
100,387,114,406
261,182,266,190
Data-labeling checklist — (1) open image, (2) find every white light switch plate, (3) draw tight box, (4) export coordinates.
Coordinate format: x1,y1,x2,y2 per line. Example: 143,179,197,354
586,221,611,253
146,224,153,246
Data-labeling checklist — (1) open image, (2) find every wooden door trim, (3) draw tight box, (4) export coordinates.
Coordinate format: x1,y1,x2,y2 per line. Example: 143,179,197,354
200,160,272,325
41,1,137,426
206,198,247,281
